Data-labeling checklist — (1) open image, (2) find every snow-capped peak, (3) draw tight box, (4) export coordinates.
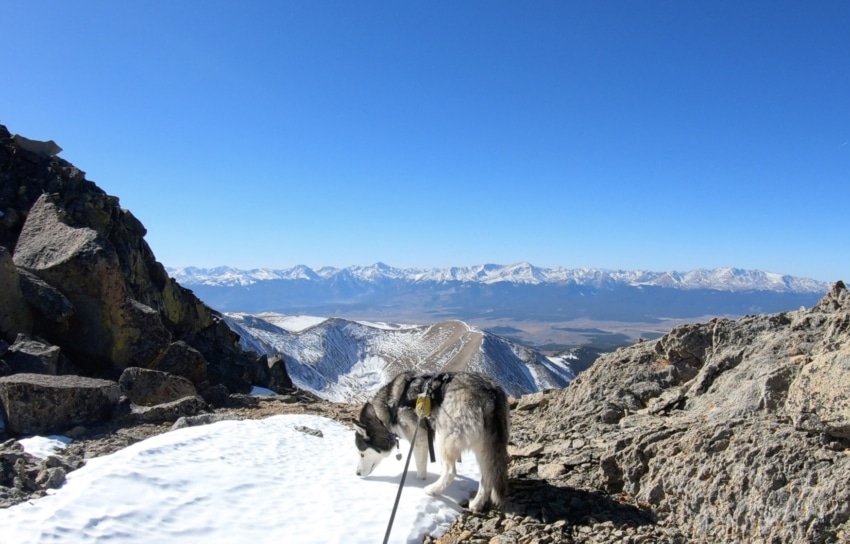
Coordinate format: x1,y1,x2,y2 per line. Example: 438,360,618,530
167,263,828,293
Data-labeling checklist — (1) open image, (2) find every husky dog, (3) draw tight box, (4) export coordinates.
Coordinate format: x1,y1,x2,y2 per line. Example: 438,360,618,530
353,371,510,512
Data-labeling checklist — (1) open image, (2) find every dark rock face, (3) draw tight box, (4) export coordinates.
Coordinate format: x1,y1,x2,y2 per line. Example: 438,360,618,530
268,355,294,392
0,124,275,400
182,319,266,394
148,341,209,387
0,374,120,435
118,367,198,407
5,334,65,375
13,193,173,372
0,125,288,438
0,247,32,342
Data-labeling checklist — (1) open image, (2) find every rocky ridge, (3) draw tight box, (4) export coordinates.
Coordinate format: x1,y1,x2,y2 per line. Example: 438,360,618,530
1,124,293,438
432,281,850,543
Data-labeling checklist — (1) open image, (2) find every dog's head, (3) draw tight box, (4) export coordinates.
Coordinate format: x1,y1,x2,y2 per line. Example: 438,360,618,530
353,402,398,477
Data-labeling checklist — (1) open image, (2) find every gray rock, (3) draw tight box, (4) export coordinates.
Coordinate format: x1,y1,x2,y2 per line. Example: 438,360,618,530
123,395,208,424
118,367,198,406
0,373,120,435
148,341,209,387
171,413,239,430
11,134,62,157
267,354,293,393
0,246,33,342
4,334,61,374
13,194,172,372
17,268,74,325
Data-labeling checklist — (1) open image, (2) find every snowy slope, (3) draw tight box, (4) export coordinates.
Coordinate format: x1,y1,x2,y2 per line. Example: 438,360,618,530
224,313,574,401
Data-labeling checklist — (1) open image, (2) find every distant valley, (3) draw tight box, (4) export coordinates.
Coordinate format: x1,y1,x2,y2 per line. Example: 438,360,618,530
170,263,829,353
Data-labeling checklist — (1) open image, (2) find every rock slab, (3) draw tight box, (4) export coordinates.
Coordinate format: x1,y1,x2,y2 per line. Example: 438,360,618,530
0,373,120,435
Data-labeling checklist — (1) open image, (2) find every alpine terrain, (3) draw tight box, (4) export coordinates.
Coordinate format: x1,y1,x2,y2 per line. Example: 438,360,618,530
2,126,850,543
224,313,575,401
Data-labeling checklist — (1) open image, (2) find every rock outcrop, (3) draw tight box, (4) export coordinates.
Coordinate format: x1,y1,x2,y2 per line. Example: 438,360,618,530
0,438,84,508
434,281,850,543
118,367,198,407
0,374,120,435
0,124,291,438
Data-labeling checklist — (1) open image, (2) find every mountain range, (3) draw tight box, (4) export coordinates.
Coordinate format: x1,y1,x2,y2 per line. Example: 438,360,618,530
170,263,829,351
170,262,827,291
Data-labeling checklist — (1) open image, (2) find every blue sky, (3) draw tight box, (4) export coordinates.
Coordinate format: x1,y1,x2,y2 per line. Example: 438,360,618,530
3,1,848,282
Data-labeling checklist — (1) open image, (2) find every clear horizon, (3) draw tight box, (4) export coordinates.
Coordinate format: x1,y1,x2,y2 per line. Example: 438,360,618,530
3,2,848,283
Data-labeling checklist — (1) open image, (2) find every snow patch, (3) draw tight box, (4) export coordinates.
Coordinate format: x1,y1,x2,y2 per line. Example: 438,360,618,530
18,435,73,459
0,414,480,544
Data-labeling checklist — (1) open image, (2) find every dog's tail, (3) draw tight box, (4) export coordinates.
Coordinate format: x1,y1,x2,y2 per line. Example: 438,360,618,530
482,387,511,508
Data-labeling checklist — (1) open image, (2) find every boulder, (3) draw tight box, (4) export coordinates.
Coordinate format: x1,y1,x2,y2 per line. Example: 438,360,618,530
171,413,239,430
267,355,293,392
12,194,171,372
148,341,209,387
118,367,198,407
0,246,33,342
4,334,65,375
11,134,62,157
184,317,265,393
199,383,231,408
17,268,74,326
0,373,120,435
121,395,208,424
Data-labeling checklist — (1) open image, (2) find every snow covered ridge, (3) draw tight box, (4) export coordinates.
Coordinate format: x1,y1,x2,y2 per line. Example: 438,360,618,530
168,262,828,293
223,313,576,402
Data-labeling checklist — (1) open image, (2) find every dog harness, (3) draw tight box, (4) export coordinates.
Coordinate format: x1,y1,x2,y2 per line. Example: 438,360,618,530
392,372,453,463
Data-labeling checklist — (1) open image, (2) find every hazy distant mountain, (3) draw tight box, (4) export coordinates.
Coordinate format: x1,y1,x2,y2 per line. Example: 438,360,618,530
171,262,827,291
224,313,575,401
170,263,828,327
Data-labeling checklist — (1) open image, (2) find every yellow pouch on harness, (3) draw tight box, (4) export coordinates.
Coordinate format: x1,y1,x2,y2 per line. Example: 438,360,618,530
415,395,431,418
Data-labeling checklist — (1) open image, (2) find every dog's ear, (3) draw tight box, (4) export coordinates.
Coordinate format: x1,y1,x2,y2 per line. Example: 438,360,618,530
352,420,370,439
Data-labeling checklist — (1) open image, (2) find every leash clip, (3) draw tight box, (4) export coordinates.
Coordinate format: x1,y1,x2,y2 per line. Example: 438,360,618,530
393,434,402,460
415,394,432,418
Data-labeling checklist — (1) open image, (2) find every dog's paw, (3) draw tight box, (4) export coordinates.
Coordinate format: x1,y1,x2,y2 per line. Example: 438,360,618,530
416,471,427,480
424,483,439,496
467,498,486,513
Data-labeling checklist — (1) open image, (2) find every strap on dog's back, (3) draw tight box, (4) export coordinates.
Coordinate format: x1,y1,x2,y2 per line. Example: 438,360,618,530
420,374,450,463
426,422,436,463
394,372,455,463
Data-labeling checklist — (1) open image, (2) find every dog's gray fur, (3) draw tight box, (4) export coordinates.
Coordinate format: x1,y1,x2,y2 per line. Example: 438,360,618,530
353,371,510,512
